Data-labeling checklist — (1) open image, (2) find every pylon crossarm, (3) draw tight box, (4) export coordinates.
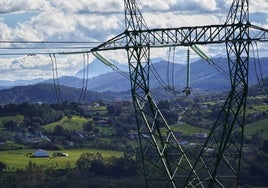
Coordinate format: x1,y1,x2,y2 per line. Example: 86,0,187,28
249,24,268,41
91,32,127,52
90,23,268,52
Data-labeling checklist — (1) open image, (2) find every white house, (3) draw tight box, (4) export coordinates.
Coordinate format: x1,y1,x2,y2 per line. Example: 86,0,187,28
194,133,208,138
33,149,49,157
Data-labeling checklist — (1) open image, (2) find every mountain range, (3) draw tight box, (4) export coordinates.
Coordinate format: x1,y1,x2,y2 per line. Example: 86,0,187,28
0,57,268,93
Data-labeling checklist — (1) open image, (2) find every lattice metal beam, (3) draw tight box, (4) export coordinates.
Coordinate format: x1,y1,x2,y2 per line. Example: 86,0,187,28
92,24,268,52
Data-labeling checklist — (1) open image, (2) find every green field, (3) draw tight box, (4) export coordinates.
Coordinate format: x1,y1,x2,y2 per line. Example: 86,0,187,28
42,115,91,132
0,148,123,171
170,124,210,136
244,118,268,140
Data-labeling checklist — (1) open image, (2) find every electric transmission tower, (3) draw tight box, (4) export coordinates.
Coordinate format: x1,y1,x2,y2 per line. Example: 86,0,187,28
91,0,268,187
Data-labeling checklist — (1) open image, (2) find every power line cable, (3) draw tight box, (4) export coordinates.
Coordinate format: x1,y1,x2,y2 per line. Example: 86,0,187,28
0,50,93,56
0,40,106,44
49,53,63,104
79,53,90,103
0,46,95,50
251,42,266,94
171,47,175,90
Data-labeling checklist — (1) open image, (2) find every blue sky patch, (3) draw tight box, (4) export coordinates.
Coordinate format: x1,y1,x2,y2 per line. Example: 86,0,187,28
2,12,38,28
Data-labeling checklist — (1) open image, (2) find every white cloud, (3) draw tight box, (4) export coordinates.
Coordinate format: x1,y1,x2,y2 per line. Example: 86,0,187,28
199,0,218,11
29,12,77,39
140,0,218,12
142,0,170,11
0,22,12,40
0,0,51,13
250,0,268,14
15,23,42,41
144,12,221,28
0,54,96,80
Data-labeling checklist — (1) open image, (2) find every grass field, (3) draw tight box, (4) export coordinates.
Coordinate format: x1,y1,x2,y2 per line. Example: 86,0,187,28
170,124,210,136
0,148,123,171
244,118,268,140
42,115,91,132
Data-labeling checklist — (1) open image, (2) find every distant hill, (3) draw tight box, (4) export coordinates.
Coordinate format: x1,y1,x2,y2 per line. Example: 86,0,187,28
44,57,268,92
248,76,268,96
0,74,267,105
0,57,268,93
0,83,119,104
42,72,130,92
75,58,129,78
0,78,44,88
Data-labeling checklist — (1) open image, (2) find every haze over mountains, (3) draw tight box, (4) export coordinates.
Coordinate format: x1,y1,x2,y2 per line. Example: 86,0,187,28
0,57,268,92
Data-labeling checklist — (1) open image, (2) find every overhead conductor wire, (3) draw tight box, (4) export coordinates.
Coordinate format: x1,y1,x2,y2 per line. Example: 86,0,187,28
49,53,63,104
251,41,266,94
79,53,90,103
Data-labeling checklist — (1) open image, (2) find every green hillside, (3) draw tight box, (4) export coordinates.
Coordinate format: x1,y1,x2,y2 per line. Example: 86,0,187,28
42,115,90,132
170,124,210,136
244,118,268,140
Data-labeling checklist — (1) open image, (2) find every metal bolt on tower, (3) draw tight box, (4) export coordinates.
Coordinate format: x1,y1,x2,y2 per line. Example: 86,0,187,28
91,0,268,187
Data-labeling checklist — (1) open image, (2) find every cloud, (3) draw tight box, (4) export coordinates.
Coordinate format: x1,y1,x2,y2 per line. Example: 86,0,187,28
250,0,268,14
141,0,218,13
177,0,218,12
0,22,12,40
30,0,123,15
0,0,51,13
0,54,95,80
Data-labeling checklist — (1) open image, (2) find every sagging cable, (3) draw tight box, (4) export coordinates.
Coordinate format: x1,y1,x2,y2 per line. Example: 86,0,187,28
252,42,266,94
79,53,90,103
49,53,63,104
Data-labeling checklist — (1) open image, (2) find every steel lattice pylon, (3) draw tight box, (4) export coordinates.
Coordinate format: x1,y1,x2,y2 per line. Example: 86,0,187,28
91,0,268,187
186,1,251,187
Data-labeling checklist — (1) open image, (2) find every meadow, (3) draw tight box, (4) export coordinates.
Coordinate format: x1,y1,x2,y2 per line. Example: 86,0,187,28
42,115,90,132
244,118,268,140
170,123,210,136
0,148,123,171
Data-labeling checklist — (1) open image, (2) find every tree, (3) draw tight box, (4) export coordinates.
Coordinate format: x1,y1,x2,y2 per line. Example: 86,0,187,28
53,125,64,136
67,114,72,122
76,152,94,169
4,120,18,131
0,161,6,173
76,152,104,170
261,140,268,154
93,127,100,134
158,100,170,110
107,105,122,116
91,160,106,175
83,121,93,132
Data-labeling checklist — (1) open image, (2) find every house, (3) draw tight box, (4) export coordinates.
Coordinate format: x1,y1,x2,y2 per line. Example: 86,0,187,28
127,132,139,139
52,152,69,157
92,102,100,108
196,103,209,109
97,120,108,126
194,133,208,138
178,140,189,145
33,149,49,157
75,132,85,139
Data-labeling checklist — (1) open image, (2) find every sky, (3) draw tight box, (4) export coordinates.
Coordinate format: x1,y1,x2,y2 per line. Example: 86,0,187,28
0,0,267,81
